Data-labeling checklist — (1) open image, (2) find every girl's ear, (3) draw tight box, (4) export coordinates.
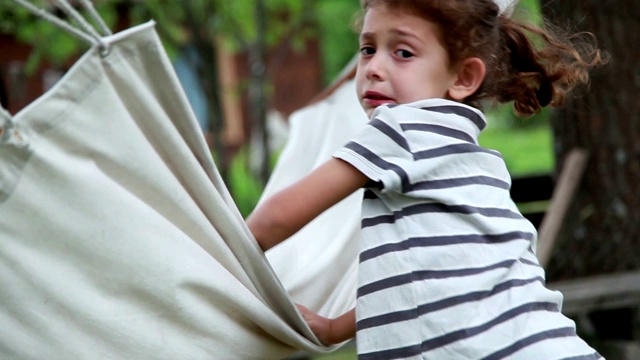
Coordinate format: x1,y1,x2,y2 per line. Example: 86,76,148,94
447,58,486,101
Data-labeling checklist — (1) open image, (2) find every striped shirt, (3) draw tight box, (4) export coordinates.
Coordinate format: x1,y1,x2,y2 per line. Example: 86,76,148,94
333,99,602,360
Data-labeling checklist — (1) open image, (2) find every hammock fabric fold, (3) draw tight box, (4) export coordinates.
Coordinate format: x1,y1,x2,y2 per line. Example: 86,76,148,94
0,22,345,359
260,78,368,316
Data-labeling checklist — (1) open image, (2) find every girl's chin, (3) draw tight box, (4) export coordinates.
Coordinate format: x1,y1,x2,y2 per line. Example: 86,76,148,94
361,103,380,118
364,108,375,118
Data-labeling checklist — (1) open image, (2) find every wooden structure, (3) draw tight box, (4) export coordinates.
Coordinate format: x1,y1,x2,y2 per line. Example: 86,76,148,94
513,148,590,267
514,148,640,360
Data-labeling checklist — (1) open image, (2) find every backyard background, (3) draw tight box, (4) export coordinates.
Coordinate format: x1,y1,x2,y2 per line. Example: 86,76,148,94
1,0,639,359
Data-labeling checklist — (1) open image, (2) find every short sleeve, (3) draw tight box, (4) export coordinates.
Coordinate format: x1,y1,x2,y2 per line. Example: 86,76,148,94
332,105,413,194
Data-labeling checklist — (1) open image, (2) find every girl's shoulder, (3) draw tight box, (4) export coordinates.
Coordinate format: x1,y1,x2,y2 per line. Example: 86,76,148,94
372,99,487,139
375,98,485,124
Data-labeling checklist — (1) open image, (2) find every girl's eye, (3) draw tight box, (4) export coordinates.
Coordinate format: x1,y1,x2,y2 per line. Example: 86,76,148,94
360,46,375,56
395,49,414,59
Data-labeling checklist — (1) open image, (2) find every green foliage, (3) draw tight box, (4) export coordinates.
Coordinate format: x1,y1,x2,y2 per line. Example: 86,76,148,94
228,146,282,218
0,2,118,72
229,148,265,218
480,105,554,176
0,0,316,69
513,0,542,25
126,0,316,55
315,0,361,84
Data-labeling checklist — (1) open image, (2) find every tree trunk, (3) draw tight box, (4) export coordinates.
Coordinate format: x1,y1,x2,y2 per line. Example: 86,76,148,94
540,1,640,281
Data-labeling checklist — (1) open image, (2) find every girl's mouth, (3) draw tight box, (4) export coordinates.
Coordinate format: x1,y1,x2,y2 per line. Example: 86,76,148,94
363,91,395,106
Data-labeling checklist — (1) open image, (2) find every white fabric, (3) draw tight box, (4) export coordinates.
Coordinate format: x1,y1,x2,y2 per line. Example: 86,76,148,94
260,79,369,316
494,0,519,15
0,22,343,359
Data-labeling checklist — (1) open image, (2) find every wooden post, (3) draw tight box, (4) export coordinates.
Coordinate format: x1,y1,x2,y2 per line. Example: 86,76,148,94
537,148,589,267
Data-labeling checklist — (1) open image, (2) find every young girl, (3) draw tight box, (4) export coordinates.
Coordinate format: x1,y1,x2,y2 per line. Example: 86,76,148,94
247,0,606,358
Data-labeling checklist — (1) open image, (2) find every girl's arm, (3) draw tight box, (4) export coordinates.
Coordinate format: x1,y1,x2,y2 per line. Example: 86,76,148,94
246,158,368,251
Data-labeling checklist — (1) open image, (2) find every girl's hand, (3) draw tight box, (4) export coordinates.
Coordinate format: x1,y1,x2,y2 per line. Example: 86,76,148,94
297,304,356,345
297,304,333,345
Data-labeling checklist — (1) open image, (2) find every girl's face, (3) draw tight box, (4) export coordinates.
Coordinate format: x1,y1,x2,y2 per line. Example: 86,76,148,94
356,4,458,117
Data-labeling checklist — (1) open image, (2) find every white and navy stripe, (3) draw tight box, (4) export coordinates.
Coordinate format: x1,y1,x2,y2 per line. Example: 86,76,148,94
333,99,602,359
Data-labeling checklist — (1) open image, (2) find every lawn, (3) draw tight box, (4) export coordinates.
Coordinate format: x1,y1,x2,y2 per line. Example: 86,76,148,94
479,120,555,177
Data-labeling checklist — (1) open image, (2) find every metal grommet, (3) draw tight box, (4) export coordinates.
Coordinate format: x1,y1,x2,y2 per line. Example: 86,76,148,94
98,39,111,58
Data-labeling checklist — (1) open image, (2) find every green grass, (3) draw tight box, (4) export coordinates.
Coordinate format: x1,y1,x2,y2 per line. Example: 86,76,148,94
479,124,554,176
228,148,265,218
479,106,555,177
313,350,357,360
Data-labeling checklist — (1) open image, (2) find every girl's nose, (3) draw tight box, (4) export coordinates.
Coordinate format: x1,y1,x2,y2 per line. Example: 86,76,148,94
365,54,385,81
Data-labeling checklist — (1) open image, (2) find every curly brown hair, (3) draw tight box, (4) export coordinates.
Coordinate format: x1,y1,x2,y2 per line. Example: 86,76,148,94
358,0,608,117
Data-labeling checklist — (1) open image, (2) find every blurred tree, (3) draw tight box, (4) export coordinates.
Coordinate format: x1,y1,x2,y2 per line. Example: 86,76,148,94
0,0,319,187
540,1,640,280
126,0,317,186
315,0,360,85
0,1,119,73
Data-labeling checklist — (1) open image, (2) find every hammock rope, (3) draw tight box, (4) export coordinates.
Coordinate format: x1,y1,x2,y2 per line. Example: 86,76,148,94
77,0,112,36
9,0,110,55
2,0,113,136
53,0,104,40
